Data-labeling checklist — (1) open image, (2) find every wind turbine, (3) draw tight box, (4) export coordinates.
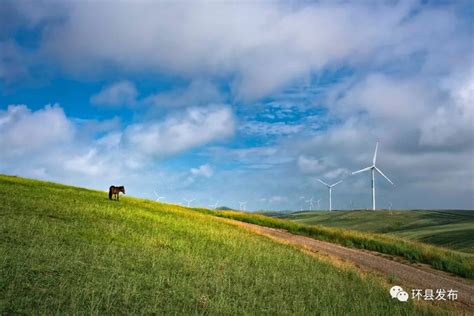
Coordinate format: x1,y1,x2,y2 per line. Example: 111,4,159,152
209,200,219,209
239,201,247,211
352,142,394,210
299,196,305,211
183,198,195,207
316,198,321,210
305,197,314,211
317,179,343,212
153,191,165,202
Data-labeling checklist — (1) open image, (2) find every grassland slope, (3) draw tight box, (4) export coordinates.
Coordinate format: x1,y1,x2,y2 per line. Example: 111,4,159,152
280,210,474,253
0,175,439,315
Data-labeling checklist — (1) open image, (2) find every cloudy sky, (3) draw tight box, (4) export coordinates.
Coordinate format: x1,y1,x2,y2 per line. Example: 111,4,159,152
1,0,473,210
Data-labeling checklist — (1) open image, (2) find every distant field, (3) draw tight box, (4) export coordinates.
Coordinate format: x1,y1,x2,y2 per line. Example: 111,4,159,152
0,175,439,315
209,209,473,280
276,210,474,254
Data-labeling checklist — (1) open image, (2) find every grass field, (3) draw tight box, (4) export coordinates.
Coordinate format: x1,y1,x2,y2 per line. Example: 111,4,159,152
277,210,474,254
0,175,444,315
200,210,474,280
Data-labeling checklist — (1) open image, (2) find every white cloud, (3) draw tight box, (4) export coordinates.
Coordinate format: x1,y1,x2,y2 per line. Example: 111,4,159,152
323,168,349,180
190,164,213,178
36,1,465,100
0,103,233,197
0,104,73,157
63,149,106,176
240,121,303,136
297,156,348,180
0,104,140,183
328,72,474,153
419,76,474,148
297,155,325,174
0,41,29,83
90,80,137,106
268,195,288,203
144,80,222,108
96,131,122,150
333,74,432,121
124,105,235,157
209,146,293,169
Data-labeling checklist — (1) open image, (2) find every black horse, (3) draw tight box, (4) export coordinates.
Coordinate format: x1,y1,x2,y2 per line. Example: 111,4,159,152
109,186,125,201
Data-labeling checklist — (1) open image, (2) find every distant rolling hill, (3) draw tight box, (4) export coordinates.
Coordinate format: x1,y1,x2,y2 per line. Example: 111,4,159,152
277,210,474,254
0,175,438,315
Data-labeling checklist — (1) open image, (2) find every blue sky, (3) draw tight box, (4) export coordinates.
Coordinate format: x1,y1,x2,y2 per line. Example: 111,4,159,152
1,1,473,210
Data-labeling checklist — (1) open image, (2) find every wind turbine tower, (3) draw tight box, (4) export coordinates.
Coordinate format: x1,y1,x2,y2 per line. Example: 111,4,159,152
153,191,165,202
352,142,394,210
183,198,195,207
209,200,219,209
299,196,305,211
317,179,342,211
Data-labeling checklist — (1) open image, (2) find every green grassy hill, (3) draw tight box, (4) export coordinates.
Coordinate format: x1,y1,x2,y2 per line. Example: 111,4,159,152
279,210,474,254
0,175,445,315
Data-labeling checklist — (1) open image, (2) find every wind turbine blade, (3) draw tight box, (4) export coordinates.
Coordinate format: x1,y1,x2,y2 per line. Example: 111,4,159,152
331,180,343,187
317,179,330,187
375,166,394,185
352,166,372,175
373,142,378,165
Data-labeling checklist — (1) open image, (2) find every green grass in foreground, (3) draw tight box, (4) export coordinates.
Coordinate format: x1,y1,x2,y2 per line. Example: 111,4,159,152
0,175,441,315
197,210,474,280
279,210,474,254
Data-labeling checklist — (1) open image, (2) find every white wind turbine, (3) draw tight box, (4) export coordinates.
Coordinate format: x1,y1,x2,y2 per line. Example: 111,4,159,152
209,200,219,209
153,191,165,202
299,196,305,211
316,198,321,210
183,198,195,207
352,142,394,210
317,179,342,212
239,201,247,211
306,197,314,211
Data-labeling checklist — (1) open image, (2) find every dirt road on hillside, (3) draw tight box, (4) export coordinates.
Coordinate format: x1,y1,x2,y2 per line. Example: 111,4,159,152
224,219,474,311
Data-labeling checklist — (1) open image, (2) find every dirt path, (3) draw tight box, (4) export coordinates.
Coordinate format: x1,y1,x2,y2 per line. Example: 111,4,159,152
223,219,474,311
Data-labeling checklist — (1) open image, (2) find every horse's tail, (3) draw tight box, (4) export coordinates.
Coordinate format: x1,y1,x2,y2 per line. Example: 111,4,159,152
109,186,113,200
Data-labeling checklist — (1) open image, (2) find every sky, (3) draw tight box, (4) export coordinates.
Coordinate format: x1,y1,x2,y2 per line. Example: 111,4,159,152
1,0,473,211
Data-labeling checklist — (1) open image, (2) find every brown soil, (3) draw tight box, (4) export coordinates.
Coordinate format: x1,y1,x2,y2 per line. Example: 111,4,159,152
222,218,474,313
